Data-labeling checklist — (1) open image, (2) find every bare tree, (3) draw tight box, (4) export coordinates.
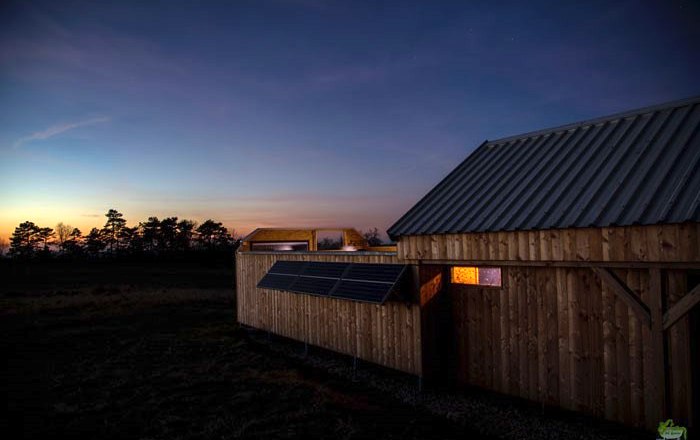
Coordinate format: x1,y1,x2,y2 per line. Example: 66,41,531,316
318,235,342,250
56,222,73,252
362,228,383,246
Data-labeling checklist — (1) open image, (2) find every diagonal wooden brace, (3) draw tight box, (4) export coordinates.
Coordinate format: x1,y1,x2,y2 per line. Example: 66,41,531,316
663,284,700,330
592,266,651,327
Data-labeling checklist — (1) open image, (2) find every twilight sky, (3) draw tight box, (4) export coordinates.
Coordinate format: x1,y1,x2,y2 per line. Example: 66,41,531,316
1,0,699,240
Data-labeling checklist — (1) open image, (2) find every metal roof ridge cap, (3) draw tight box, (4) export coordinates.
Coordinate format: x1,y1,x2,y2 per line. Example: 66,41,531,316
485,95,700,146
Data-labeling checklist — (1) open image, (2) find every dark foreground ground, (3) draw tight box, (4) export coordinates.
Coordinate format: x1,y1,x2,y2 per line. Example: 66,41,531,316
1,261,648,439
1,261,476,440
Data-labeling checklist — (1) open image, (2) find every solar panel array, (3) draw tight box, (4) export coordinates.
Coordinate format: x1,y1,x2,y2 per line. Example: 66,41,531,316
256,260,407,304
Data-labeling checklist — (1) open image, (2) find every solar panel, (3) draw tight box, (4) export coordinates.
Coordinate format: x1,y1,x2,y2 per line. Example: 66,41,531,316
256,260,408,304
267,260,306,275
343,263,405,283
331,280,391,303
257,273,297,290
288,276,338,296
301,262,348,278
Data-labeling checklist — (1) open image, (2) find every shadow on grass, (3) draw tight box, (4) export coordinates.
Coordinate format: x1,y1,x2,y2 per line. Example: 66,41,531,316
1,285,474,440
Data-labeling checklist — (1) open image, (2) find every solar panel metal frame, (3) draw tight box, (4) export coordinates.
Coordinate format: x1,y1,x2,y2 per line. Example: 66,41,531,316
299,261,349,279
256,273,298,291
329,264,407,304
287,276,339,296
342,263,406,284
330,279,393,304
256,260,408,304
267,260,307,275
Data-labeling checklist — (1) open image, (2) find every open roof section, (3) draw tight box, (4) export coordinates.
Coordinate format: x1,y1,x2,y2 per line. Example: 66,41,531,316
240,227,397,253
388,96,700,239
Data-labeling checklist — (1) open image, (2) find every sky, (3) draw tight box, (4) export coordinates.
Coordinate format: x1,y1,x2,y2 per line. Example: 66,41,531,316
1,0,699,241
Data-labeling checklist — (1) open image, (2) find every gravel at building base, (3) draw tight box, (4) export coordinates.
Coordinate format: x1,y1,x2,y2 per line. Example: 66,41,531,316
245,328,650,440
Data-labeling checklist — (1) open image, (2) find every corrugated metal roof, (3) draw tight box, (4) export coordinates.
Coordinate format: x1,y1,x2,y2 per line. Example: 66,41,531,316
387,96,700,239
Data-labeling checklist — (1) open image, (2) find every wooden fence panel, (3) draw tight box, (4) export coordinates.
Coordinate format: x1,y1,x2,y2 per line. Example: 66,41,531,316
236,252,422,375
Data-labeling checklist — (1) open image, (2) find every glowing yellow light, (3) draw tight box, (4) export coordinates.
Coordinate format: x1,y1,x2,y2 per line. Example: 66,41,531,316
451,266,502,287
451,266,478,284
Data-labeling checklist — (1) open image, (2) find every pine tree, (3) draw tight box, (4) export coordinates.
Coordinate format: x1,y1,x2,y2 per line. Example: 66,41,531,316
196,220,231,250
9,221,41,258
37,227,55,253
140,217,160,252
103,209,126,254
176,219,196,251
63,228,84,256
85,228,106,257
159,217,178,251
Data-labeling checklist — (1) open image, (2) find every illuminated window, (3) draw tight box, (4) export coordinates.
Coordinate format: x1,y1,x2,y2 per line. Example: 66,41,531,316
451,266,502,287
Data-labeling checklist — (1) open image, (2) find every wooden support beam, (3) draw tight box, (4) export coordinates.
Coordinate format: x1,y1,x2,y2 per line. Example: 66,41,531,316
647,268,667,425
663,283,700,330
592,267,651,327
412,259,700,270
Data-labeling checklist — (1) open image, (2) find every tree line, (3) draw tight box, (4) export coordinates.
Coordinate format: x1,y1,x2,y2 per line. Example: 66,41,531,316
6,209,239,259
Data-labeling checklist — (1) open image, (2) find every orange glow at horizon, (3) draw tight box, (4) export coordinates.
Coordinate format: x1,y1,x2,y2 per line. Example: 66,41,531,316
0,214,257,242
0,204,398,243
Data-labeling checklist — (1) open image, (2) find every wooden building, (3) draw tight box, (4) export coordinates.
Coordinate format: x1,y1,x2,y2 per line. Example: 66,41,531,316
236,228,421,374
236,97,700,430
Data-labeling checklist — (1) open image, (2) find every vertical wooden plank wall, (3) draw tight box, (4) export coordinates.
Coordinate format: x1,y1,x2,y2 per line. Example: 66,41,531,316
443,266,695,430
237,252,422,376
395,222,698,429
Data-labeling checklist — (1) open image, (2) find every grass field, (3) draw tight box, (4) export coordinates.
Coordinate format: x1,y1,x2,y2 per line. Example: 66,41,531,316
1,261,478,440
1,260,650,440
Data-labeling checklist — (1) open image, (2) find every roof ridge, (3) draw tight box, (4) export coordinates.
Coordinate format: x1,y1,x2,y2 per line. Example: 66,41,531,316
486,95,700,145
388,95,700,238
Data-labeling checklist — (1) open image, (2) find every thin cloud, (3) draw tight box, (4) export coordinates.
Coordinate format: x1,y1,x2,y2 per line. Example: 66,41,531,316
13,116,110,149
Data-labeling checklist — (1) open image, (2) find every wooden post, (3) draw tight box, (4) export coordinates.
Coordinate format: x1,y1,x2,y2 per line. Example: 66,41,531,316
647,268,666,426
